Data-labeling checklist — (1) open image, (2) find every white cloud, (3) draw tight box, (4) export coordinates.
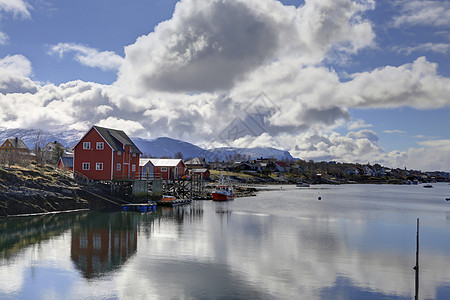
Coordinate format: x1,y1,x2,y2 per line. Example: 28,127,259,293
0,54,38,94
394,43,450,55
116,0,375,95
0,0,31,18
97,117,146,136
392,0,450,28
418,139,450,148
50,43,124,71
339,57,450,109
383,130,406,134
347,119,373,130
0,0,31,44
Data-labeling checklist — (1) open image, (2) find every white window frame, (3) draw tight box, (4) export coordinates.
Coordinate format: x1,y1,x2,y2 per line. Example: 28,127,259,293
131,164,136,172
82,162,90,170
83,142,90,150
132,153,136,157
96,142,104,150
161,167,167,172
96,163,103,170
117,151,122,156
117,163,121,171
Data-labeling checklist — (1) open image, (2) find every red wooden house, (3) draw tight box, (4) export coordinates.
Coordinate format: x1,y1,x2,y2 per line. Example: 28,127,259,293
58,156,73,171
139,158,186,180
73,126,142,180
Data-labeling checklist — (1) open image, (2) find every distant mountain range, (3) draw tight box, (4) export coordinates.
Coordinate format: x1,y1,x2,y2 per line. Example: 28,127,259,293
0,128,295,161
133,137,294,161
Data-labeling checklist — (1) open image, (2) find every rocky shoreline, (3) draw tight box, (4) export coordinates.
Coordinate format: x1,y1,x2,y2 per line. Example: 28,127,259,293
0,164,124,217
0,164,261,217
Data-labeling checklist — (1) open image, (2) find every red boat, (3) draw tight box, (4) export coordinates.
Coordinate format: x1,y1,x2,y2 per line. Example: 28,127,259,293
212,176,234,201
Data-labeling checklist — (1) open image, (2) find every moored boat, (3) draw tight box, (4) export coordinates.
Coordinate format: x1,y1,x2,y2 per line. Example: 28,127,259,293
212,175,234,201
423,184,433,188
162,195,176,201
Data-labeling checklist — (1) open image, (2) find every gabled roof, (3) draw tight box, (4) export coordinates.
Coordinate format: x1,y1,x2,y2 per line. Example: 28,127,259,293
276,161,289,167
139,158,152,166
185,157,205,165
94,126,142,154
150,158,184,167
74,125,142,154
3,137,29,149
190,168,209,173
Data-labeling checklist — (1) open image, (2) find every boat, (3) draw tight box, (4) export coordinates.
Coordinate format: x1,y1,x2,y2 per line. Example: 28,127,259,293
212,175,234,201
446,198,450,201
296,183,310,187
162,195,176,201
423,184,433,188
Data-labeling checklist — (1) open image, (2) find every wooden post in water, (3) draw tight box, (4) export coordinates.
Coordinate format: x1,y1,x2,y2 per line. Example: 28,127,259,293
414,218,419,300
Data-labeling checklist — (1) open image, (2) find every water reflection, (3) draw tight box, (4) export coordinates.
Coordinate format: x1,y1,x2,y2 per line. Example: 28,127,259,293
0,213,80,260
70,212,138,279
1,184,450,299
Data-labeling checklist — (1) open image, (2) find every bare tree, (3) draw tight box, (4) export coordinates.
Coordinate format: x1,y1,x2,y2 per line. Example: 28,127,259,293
34,130,46,165
174,152,184,159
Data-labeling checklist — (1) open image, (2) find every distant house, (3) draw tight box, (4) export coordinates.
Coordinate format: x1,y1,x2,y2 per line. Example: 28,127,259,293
233,161,257,172
139,158,186,180
185,157,207,169
58,156,73,171
0,137,29,152
346,167,359,176
360,166,375,176
73,125,142,181
190,168,210,180
43,141,65,153
274,161,290,172
43,141,65,163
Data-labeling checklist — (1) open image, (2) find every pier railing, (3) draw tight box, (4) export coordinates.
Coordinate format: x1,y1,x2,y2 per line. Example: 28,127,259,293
112,172,163,181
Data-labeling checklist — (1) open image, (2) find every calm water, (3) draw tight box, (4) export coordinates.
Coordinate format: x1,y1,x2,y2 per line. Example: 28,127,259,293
1,183,450,299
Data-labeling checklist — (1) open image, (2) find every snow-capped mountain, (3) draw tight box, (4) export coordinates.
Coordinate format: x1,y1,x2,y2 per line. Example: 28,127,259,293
132,137,205,158
0,128,295,161
0,128,83,149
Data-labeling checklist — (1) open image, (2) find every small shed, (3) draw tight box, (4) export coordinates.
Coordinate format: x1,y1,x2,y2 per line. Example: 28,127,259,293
58,156,74,171
190,168,210,180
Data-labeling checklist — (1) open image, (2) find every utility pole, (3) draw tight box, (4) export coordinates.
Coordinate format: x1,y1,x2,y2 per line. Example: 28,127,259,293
414,218,419,300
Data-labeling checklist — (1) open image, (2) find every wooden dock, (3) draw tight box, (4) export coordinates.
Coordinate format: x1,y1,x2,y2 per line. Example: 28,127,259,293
156,199,192,207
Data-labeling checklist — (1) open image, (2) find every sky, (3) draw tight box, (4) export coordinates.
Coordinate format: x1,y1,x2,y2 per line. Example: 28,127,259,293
0,0,450,171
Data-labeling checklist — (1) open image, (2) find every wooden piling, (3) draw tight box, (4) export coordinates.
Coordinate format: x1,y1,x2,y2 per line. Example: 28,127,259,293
415,218,419,300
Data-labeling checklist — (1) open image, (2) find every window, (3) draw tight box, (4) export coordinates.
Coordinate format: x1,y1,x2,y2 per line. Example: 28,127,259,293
117,163,121,171
161,167,167,172
82,162,90,170
132,153,136,157
131,164,136,172
83,142,90,150
96,142,104,150
117,151,121,156
79,234,88,249
93,233,102,250
96,163,103,170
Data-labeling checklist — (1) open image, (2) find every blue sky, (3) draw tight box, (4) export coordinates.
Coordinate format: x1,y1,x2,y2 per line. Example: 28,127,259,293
1,0,450,171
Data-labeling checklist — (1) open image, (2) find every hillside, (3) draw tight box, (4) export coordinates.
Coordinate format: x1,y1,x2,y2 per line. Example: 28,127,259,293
0,163,123,217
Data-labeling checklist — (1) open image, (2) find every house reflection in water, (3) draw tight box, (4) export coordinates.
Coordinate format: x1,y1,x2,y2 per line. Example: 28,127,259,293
71,212,138,279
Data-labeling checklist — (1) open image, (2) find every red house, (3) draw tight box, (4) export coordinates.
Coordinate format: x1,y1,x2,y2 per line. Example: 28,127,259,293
73,126,142,180
58,156,73,171
139,158,186,180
